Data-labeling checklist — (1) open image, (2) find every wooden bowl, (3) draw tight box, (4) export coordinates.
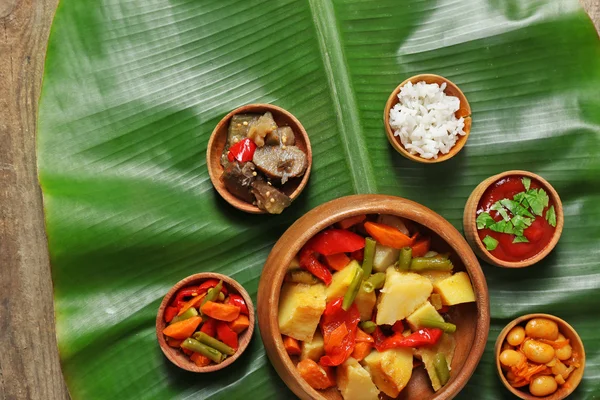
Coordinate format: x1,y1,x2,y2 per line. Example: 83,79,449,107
206,104,312,214
383,74,472,163
463,170,564,268
257,194,490,400
495,313,585,399
156,272,255,372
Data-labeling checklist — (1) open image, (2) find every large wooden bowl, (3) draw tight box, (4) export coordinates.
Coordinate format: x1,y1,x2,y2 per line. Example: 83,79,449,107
206,104,312,214
463,170,564,268
156,272,255,373
384,74,472,164
257,194,490,399
495,313,585,399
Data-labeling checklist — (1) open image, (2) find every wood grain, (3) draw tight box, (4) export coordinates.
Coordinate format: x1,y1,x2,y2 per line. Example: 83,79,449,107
0,1,597,399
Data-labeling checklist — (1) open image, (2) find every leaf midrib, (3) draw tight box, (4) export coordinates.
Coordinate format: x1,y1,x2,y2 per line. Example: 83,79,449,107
307,0,376,194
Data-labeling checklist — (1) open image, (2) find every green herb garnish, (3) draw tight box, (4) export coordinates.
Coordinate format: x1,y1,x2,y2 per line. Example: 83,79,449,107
483,235,499,251
524,188,549,216
512,236,529,244
522,177,531,191
476,212,495,229
546,205,557,227
491,202,510,221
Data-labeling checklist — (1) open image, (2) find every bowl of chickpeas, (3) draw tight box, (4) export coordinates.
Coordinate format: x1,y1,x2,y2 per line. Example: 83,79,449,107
495,314,585,399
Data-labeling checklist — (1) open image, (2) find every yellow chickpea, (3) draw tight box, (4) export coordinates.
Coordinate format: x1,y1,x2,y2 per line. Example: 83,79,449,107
526,318,559,340
522,339,555,364
507,326,526,346
555,333,573,361
530,375,558,396
499,349,525,367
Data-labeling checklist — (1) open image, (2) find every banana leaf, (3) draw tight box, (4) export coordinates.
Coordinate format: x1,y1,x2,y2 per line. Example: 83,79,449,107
37,0,600,398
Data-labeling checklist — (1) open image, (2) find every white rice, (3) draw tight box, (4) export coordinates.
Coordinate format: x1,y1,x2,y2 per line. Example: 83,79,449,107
389,81,465,160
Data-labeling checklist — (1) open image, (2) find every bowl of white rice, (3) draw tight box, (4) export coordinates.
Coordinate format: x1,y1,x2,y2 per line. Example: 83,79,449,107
384,74,471,163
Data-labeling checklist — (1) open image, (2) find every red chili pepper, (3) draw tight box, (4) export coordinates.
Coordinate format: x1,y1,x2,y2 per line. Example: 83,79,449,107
173,287,200,304
200,318,217,337
375,328,443,352
197,279,228,295
306,229,366,256
226,294,248,315
299,247,332,286
164,306,179,323
392,320,405,333
216,321,239,350
227,138,257,163
351,248,364,262
319,298,360,367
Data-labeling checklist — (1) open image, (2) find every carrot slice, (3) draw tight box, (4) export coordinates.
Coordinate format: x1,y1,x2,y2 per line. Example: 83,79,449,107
297,359,335,390
228,314,250,334
324,253,351,271
355,328,374,343
337,215,366,230
165,337,183,348
411,237,431,257
351,342,372,362
177,293,207,316
162,316,202,339
190,352,211,367
283,336,302,356
326,323,348,348
201,301,240,322
364,222,415,249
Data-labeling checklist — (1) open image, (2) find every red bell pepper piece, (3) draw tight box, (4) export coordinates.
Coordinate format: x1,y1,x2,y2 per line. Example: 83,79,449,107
197,279,228,295
299,247,332,286
392,320,405,333
173,287,199,305
351,248,364,262
306,229,366,256
411,237,431,257
319,298,360,367
374,328,443,352
200,317,217,337
226,294,248,315
164,306,179,323
216,321,239,350
227,138,257,163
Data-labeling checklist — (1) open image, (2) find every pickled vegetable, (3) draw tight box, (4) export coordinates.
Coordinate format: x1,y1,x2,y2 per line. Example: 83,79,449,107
525,318,559,340
247,112,277,147
250,179,291,214
506,326,525,346
227,114,259,147
221,161,256,203
522,339,555,364
252,145,308,184
529,375,558,396
265,126,295,146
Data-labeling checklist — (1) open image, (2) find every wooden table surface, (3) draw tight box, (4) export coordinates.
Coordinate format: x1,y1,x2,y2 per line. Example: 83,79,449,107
0,1,598,399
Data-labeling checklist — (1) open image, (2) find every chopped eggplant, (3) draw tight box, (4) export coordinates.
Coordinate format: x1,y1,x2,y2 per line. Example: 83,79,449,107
227,114,260,147
221,161,256,203
265,126,295,146
247,112,277,147
252,146,307,184
251,178,291,214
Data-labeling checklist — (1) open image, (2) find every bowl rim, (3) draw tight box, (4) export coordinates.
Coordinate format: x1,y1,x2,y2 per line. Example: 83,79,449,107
156,272,255,373
383,74,472,164
257,194,490,400
463,170,564,268
206,103,313,214
494,313,586,400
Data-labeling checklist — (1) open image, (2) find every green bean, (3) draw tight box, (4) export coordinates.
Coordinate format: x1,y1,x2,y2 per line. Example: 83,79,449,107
200,280,223,311
359,321,376,334
410,256,453,271
170,307,198,325
418,318,457,333
397,247,412,270
362,238,376,278
342,267,363,311
362,272,386,293
193,332,235,356
181,338,225,363
434,353,450,386
284,269,318,285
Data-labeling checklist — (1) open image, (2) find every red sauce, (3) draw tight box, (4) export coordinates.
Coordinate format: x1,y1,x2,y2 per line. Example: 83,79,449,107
476,176,555,262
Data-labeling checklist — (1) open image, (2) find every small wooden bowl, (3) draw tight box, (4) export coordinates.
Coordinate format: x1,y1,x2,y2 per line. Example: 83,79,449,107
156,272,255,373
206,104,312,214
463,170,564,268
383,74,472,163
495,313,585,400
257,194,490,400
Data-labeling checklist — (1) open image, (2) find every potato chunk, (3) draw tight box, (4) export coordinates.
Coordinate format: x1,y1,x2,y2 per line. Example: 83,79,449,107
355,288,376,321
416,333,456,391
326,260,361,301
362,348,413,397
337,358,380,400
300,331,325,362
372,244,399,273
433,271,476,306
376,269,433,325
278,282,326,341
406,301,444,331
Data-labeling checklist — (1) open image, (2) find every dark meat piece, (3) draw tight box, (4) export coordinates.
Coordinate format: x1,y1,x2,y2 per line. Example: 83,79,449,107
251,179,291,214
221,161,257,203
252,145,307,184
265,126,295,146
